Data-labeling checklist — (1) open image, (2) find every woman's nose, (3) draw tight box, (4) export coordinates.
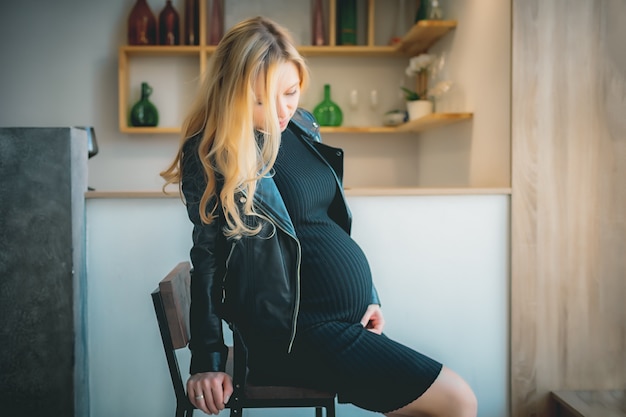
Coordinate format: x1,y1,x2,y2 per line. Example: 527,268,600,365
277,98,289,118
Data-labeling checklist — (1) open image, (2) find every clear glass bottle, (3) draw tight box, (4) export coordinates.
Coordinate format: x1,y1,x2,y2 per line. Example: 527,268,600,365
130,82,159,127
128,0,157,45
313,84,343,127
428,0,443,20
159,0,180,45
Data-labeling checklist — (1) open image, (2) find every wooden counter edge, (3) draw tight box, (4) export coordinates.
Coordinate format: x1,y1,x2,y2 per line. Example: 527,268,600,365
85,188,512,199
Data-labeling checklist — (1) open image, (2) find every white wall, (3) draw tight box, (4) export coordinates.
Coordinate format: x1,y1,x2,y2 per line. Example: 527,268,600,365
87,194,509,417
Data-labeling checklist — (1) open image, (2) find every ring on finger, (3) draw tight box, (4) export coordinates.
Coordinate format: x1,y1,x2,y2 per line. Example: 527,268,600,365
195,394,204,400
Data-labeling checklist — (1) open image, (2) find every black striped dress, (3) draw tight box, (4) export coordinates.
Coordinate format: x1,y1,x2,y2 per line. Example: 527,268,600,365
246,128,442,413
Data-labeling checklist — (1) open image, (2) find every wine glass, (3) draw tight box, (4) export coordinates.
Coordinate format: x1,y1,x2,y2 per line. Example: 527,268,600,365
86,127,98,159
74,126,98,158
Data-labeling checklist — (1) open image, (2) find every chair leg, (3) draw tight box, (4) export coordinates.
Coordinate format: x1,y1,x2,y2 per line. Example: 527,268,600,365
315,406,323,417
326,403,336,417
174,402,194,417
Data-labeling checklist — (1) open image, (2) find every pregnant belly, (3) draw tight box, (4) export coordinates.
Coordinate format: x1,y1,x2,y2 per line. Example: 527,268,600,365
297,227,373,324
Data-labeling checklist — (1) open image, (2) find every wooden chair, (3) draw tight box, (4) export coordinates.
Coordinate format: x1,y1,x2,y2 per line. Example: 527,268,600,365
151,261,337,417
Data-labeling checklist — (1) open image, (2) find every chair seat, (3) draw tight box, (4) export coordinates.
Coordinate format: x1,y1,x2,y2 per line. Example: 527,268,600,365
225,347,335,400
245,384,335,400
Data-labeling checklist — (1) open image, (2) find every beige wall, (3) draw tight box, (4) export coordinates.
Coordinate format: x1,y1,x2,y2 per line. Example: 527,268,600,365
511,1,626,416
0,0,511,191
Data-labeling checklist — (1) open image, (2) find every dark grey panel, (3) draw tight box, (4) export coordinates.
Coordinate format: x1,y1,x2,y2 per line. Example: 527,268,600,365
0,128,88,417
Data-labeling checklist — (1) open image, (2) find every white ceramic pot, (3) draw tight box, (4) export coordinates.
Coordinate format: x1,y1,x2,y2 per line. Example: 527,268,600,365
406,99,433,121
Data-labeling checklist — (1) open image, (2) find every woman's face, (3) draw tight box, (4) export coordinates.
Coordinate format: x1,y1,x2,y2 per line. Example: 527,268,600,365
253,61,301,132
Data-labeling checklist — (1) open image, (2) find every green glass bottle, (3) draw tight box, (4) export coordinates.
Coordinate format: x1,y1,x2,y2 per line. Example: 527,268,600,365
415,0,428,23
130,82,159,127
337,0,357,45
313,84,343,127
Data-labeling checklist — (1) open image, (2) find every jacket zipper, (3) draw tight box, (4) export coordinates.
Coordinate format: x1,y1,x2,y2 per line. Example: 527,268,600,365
221,241,237,304
271,219,301,353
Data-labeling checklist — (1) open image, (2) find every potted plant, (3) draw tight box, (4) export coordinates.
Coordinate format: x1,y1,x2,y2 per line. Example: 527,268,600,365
402,53,436,120
400,86,422,101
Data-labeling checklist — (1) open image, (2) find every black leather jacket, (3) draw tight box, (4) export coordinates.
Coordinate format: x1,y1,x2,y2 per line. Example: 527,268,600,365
182,108,380,375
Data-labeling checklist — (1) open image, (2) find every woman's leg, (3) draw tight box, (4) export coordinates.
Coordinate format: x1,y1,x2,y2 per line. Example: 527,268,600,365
384,366,477,417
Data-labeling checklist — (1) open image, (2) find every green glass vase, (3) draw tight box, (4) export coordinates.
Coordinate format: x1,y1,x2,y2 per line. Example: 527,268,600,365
313,84,343,127
130,82,159,127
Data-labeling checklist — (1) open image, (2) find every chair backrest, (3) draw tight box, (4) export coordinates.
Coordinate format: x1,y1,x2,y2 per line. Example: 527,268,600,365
158,261,191,349
152,261,194,415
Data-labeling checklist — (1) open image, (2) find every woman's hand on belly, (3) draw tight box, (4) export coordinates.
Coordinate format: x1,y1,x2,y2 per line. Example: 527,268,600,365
360,304,385,334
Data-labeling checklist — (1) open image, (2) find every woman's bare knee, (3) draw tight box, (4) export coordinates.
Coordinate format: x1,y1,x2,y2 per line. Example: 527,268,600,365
385,366,477,417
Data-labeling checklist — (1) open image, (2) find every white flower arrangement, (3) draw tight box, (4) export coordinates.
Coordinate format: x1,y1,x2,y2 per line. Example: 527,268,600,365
405,53,437,77
402,53,452,102
402,53,437,101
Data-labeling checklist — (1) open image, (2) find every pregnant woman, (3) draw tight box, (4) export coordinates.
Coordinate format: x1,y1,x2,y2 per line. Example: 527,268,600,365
160,15,477,417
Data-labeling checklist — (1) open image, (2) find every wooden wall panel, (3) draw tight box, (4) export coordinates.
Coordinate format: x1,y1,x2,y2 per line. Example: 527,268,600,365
511,1,626,416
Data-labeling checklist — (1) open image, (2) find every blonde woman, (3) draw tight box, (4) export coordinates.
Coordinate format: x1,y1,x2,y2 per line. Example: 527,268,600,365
161,16,477,417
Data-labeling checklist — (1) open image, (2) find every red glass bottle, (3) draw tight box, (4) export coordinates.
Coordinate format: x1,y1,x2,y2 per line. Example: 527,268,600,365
184,0,199,45
128,0,157,45
208,0,224,45
312,0,326,46
159,0,180,45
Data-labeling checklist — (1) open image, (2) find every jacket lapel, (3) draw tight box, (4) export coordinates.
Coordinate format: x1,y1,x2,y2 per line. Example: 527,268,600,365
253,174,296,237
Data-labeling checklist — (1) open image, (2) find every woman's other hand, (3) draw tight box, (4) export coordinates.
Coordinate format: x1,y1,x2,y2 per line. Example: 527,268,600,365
360,304,385,334
187,371,234,415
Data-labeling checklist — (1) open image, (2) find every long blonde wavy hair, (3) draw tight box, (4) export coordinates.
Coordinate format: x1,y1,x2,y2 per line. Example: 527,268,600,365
160,16,309,238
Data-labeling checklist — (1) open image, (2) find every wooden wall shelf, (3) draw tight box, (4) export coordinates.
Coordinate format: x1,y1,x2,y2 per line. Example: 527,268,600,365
395,112,473,132
398,20,458,56
118,17,460,134
117,0,460,136
321,112,472,133
119,113,472,135
118,19,457,59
